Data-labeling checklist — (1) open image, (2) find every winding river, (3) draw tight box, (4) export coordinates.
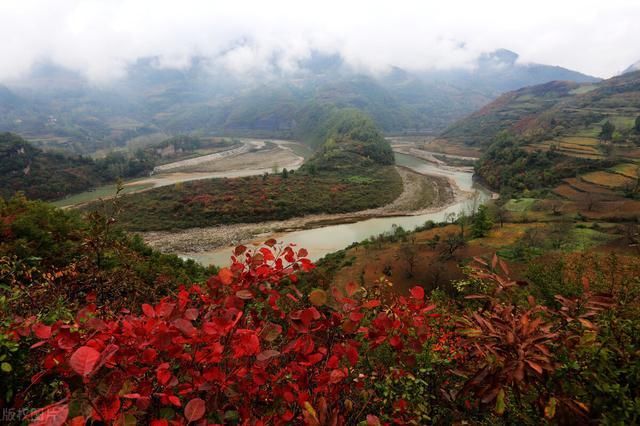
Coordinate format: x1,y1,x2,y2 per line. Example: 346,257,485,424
184,152,492,266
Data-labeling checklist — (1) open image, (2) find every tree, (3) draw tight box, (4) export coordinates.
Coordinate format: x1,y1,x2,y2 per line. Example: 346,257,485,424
470,205,493,238
635,116,640,133
399,242,418,278
599,121,615,141
281,168,289,179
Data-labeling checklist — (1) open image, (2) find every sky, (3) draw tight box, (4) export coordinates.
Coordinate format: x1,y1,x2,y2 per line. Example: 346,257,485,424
1,0,639,82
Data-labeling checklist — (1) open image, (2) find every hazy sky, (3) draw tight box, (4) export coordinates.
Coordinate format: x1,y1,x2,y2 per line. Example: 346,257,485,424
1,0,639,82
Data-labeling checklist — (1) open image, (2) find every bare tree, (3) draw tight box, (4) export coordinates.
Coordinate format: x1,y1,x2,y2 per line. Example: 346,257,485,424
398,243,419,278
438,233,465,261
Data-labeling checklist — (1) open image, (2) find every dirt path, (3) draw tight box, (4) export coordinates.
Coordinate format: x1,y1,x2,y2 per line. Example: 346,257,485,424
142,167,471,254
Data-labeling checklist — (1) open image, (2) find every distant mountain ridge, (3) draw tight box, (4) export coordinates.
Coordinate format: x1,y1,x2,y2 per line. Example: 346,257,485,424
623,60,640,74
443,70,640,146
0,50,599,154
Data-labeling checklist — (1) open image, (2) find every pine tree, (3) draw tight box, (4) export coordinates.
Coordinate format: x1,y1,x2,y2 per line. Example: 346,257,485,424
471,205,493,238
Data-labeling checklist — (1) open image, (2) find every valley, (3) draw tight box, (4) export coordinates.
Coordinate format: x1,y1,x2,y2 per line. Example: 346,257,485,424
143,149,486,264
2,8,640,422
52,138,308,207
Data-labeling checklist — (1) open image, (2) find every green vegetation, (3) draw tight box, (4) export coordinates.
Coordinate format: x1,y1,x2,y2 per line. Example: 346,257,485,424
0,133,237,201
470,204,493,237
599,120,615,141
475,132,612,195
301,108,394,170
1,132,110,201
104,165,402,231
444,71,640,149
0,194,214,312
90,108,402,231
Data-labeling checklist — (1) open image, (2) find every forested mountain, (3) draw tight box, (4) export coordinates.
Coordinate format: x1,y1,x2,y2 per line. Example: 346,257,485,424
0,50,597,155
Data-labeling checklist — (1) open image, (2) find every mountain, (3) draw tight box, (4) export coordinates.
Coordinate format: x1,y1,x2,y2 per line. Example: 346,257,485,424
0,51,598,155
443,70,640,147
623,60,640,74
0,132,108,200
444,71,640,209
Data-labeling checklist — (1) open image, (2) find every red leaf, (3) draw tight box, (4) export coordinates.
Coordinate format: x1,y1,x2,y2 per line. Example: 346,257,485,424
142,303,155,318
235,289,253,300
264,238,277,247
256,349,280,362
69,346,100,376
157,368,172,385
184,398,205,422
168,395,181,407
68,416,85,426
329,368,347,384
362,300,381,309
184,308,199,321
173,319,196,337
33,323,52,339
345,282,359,297
409,286,425,300
218,268,233,285
150,421,169,426
29,404,69,426
298,248,308,258
366,414,381,426
234,245,247,256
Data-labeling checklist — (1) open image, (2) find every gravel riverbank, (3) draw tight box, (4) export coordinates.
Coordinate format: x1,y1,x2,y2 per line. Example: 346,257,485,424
142,167,470,254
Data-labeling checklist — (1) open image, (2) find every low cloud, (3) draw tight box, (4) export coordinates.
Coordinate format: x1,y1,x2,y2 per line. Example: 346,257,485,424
1,0,639,82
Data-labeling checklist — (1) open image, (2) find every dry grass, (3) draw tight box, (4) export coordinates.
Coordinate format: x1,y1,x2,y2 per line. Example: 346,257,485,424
533,138,604,159
610,163,640,179
553,184,587,200
564,178,619,195
581,171,635,189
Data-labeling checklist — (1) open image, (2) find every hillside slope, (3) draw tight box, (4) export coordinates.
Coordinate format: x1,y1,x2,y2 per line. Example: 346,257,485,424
0,132,108,200
444,71,640,148
444,72,640,219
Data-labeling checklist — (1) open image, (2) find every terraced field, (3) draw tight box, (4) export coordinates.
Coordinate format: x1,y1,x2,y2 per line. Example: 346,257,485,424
535,136,603,159
581,170,635,189
610,163,640,179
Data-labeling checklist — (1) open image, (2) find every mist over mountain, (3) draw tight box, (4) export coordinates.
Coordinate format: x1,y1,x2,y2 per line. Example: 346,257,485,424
623,60,640,74
0,49,599,154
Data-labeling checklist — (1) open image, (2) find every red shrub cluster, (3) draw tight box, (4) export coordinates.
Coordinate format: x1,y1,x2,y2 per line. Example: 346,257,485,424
11,241,456,425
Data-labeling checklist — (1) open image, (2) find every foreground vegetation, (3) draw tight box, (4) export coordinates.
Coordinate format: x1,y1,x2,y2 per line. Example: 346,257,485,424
1,193,638,424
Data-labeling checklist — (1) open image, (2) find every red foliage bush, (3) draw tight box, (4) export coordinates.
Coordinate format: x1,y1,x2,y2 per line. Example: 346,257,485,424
12,242,456,425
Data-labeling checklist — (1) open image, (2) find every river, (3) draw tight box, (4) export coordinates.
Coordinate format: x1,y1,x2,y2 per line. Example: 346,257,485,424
183,152,492,266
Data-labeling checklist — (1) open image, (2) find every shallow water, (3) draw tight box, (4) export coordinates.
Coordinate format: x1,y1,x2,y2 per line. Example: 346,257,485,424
185,153,491,266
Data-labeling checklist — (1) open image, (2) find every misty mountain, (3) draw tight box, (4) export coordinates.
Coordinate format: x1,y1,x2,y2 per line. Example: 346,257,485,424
0,50,598,154
623,60,640,74
443,69,640,147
